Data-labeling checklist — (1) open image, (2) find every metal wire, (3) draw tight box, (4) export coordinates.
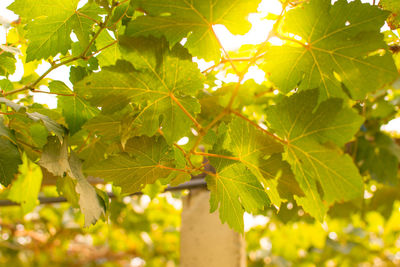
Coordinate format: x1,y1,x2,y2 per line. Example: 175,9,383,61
0,179,207,207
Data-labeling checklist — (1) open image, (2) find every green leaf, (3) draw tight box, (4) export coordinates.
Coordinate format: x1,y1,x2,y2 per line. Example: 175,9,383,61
0,52,16,76
75,40,203,143
96,30,121,66
0,137,22,186
126,0,261,61
56,176,79,208
8,156,43,214
25,1,103,61
83,114,121,140
8,0,67,20
86,136,175,194
68,152,105,227
263,0,397,100
26,112,66,140
206,157,269,232
49,80,74,94
142,180,166,199
0,117,16,143
58,95,99,135
0,79,14,92
50,81,99,134
168,147,191,186
79,139,107,169
226,117,284,206
38,136,70,177
267,90,364,220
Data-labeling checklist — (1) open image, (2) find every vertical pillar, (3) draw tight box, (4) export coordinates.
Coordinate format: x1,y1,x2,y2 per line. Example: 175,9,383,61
180,188,246,267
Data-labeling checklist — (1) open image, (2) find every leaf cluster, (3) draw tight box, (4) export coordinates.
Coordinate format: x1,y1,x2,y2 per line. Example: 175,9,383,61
0,0,400,232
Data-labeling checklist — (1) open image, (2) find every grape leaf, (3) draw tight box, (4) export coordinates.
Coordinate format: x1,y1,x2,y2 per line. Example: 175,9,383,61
8,157,43,214
51,81,99,135
38,136,70,177
24,1,103,61
226,117,284,206
83,114,121,140
68,152,105,227
0,117,16,143
263,0,397,100
56,176,79,208
0,52,16,76
75,40,203,143
0,79,13,92
267,90,364,220
79,139,107,169
96,30,121,66
8,0,67,20
26,112,66,140
206,157,270,232
126,0,261,61
86,136,176,194
0,134,22,186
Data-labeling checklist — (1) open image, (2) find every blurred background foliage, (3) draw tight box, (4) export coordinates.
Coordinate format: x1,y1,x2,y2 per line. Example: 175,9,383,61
0,188,400,266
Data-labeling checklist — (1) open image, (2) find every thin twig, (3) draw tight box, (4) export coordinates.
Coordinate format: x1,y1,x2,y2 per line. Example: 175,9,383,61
0,111,15,115
170,93,202,130
31,90,76,97
3,4,119,98
75,10,101,25
193,151,240,161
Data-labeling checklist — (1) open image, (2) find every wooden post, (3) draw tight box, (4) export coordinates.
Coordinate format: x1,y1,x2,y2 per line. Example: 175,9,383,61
180,188,246,267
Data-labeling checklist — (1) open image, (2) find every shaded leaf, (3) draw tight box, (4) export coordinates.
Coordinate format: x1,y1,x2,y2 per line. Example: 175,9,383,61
38,136,69,177
0,138,22,186
86,136,176,194
267,90,363,220
68,152,105,227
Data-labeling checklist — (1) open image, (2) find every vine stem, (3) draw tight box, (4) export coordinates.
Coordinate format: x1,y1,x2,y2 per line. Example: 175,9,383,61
193,151,240,161
230,110,287,145
201,53,266,74
2,2,119,98
157,128,196,168
31,90,76,97
170,93,202,130
0,111,15,115
156,165,190,173
211,26,240,74
188,1,291,153
274,33,308,48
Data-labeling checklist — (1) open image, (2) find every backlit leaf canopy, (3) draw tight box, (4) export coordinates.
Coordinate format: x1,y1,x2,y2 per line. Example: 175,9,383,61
263,0,398,100
127,0,261,61
75,38,203,144
14,0,105,62
1,0,400,231
267,90,364,220
226,117,284,206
